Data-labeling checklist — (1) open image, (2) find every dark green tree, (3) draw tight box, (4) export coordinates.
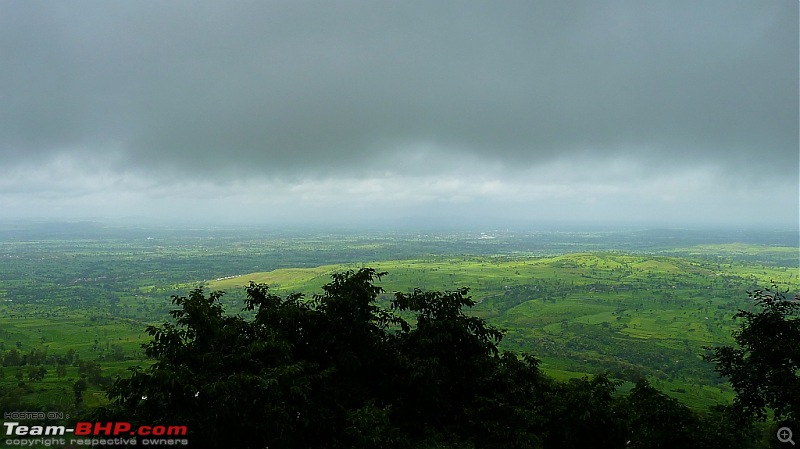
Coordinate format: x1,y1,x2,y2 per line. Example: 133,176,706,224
26,365,46,382
99,269,400,449
97,268,737,449
77,360,103,385
706,287,800,428
389,288,504,439
623,378,703,449
4,348,21,366
65,348,76,365
73,377,87,407
537,374,626,449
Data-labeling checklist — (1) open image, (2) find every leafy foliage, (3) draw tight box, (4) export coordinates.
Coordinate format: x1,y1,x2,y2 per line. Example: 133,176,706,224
706,287,800,426
99,268,763,448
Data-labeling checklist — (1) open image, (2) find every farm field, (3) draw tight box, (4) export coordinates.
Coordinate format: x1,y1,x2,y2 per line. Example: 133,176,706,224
0,222,797,416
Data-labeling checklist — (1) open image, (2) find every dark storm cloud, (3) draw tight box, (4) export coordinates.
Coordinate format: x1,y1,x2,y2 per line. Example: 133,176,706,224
1,0,797,179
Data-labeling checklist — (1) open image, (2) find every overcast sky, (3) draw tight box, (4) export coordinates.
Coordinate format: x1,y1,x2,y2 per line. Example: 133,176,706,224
1,1,797,228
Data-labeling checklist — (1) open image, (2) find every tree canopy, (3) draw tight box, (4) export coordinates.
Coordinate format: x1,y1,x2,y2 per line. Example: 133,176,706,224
98,268,762,449
706,287,800,430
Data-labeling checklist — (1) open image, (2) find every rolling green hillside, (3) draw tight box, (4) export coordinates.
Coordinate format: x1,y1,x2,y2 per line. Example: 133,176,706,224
209,248,799,407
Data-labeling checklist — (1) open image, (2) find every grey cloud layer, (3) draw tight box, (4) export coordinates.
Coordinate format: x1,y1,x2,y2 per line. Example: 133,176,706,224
1,1,797,180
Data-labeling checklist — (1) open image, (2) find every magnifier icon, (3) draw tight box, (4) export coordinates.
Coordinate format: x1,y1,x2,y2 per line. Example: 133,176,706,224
778,427,795,445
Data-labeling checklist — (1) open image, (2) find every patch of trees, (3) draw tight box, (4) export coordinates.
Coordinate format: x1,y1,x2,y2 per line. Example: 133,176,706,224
706,286,800,432
97,269,777,448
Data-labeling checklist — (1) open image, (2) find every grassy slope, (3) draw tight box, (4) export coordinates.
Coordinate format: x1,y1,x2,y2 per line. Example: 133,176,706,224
208,246,800,408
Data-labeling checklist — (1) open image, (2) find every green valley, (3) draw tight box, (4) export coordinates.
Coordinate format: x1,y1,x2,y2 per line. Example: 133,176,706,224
0,223,797,446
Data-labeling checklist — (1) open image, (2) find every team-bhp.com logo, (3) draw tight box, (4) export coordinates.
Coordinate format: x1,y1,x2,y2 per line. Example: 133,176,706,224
4,421,189,446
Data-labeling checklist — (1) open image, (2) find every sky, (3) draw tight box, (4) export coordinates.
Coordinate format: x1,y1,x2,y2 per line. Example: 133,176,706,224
1,1,798,229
